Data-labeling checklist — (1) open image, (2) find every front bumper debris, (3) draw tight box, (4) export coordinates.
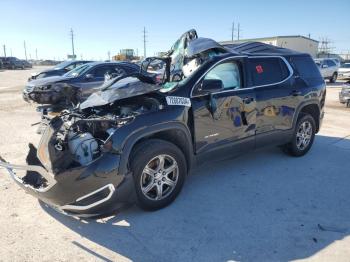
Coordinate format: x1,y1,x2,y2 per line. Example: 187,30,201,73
0,152,133,216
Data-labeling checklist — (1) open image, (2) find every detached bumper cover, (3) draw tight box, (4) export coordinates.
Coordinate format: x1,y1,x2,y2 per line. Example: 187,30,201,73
0,153,134,216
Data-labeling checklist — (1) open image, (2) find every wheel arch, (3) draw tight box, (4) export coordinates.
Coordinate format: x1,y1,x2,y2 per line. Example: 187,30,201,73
294,101,321,133
118,122,194,176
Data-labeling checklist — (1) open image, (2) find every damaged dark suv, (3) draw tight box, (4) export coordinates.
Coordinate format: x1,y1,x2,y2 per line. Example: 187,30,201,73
0,30,326,217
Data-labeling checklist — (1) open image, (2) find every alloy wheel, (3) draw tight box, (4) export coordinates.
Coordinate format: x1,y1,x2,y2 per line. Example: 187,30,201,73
296,120,313,150
140,154,179,201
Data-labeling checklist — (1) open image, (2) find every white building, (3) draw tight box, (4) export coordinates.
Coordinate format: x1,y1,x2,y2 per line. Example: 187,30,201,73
221,35,319,57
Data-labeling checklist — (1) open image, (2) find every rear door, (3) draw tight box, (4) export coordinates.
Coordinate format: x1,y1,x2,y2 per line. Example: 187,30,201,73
191,58,256,155
248,56,298,147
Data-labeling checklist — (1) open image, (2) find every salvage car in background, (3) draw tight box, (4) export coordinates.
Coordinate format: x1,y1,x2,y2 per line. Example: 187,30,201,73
22,60,32,68
0,57,26,69
339,83,350,107
338,63,350,81
314,58,339,83
0,30,326,217
23,61,140,105
29,60,93,81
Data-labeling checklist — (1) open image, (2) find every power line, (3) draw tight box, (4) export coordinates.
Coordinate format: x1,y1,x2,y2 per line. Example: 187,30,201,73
231,22,235,42
143,27,147,58
237,23,241,40
23,40,27,60
70,28,75,58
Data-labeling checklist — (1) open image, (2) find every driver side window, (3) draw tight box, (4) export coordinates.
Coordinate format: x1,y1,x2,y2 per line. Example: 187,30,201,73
204,62,241,90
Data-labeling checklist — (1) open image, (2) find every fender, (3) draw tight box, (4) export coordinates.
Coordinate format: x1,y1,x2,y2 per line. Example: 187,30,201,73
117,121,194,176
292,99,321,131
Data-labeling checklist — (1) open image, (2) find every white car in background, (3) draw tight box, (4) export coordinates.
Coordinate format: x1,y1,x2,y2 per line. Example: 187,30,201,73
314,58,339,83
338,63,350,81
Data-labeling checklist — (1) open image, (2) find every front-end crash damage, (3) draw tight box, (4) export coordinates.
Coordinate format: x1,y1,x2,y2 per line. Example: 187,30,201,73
23,82,77,105
1,29,232,216
1,77,165,216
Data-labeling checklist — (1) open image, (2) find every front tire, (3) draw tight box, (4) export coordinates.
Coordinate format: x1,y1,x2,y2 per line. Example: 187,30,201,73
283,114,316,157
130,139,186,210
330,72,337,83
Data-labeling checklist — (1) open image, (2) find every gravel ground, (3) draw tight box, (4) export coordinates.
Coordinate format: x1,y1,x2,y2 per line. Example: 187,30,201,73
0,67,350,262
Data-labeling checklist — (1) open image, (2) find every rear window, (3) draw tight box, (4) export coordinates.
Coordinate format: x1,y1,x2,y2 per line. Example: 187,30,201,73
290,56,321,79
248,57,290,86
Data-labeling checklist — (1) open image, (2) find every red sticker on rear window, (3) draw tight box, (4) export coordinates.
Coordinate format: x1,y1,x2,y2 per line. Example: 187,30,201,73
256,65,263,74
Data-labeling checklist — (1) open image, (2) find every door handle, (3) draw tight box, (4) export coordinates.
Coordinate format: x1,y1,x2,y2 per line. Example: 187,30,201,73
290,90,302,96
243,97,254,104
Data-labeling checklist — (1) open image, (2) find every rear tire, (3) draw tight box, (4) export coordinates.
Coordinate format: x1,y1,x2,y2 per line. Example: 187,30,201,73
130,139,186,211
282,114,316,157
347,100,350,108
330,72,337,83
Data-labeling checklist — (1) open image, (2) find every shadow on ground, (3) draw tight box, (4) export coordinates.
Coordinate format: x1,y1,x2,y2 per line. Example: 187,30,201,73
41,134,350,261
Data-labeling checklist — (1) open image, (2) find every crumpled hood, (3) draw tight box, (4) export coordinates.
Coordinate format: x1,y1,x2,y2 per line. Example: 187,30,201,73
80,76,161,109
27,75,69,87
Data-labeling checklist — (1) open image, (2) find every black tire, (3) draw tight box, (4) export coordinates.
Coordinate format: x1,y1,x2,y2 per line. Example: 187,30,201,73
329,72,337,83
130,139,187,210
283,114,316,157
346,100,350,108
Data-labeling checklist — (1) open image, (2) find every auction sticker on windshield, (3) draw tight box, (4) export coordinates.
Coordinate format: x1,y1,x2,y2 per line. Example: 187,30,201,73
166,96,191,107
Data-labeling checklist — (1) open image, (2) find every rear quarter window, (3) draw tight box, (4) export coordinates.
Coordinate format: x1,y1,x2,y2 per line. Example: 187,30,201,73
248,57,290,86
290,56,322,79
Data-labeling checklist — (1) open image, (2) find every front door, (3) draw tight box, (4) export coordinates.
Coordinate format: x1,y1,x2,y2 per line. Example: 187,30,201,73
191,59,257,155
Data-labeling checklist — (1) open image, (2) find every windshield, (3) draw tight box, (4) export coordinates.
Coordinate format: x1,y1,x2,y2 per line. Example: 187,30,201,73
54,60,75,70
341,64,350,68
63,63,92,77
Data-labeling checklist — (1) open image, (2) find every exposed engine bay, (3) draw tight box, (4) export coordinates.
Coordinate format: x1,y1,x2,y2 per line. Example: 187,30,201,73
41,96,162,173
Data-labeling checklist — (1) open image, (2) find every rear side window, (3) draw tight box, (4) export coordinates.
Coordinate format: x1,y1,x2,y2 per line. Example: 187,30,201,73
248,57,290,86
290,56,321,79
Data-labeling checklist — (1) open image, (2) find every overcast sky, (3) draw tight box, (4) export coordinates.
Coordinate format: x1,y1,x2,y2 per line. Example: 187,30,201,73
1,0,349,60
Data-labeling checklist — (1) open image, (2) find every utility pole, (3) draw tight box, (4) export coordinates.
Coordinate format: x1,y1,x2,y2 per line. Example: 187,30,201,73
3,45,6,57
10,48,13,56
23,40,28,60
143,27,147,58
237,23,240,40
35,48,38,60
107,50,111,61
231,22,235,42
70,28,75,58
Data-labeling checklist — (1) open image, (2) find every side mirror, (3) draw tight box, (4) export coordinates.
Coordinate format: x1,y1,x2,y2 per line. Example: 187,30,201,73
200,79,224,93
85,74,94,80
322,64,328,68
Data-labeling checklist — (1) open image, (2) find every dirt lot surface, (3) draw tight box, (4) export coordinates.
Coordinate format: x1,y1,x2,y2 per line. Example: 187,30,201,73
0,67,350,262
